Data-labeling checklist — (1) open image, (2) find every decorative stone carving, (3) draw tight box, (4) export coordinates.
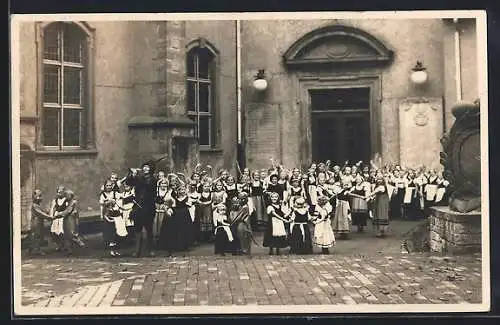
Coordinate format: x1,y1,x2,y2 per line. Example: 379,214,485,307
399,98,443,169
439,99,481,213
283,25,393,68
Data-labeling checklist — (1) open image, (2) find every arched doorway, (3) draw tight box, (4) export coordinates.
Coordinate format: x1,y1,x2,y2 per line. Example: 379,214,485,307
283,25,394,167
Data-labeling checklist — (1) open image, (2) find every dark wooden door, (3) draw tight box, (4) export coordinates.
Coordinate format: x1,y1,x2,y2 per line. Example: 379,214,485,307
310,88,371,165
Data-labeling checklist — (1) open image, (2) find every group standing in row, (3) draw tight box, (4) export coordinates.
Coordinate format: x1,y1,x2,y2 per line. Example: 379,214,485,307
28,157,450,258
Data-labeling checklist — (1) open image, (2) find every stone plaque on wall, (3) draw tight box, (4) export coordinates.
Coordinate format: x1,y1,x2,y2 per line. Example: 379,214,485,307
399,98,443,169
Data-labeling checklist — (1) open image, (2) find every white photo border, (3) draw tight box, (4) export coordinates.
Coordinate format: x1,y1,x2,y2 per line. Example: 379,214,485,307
10,10,490,315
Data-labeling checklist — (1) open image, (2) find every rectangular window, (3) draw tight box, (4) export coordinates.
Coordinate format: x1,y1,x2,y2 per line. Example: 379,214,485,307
42,23,86,149
186,46,215,148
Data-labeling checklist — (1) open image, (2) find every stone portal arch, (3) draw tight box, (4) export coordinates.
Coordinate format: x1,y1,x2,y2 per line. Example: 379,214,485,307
283,24,394,68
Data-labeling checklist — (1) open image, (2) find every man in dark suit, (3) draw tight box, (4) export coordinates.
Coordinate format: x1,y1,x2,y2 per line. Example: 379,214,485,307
128,161,157,257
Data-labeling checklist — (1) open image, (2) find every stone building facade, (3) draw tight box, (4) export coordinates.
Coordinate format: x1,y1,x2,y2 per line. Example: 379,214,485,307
17,18,479,231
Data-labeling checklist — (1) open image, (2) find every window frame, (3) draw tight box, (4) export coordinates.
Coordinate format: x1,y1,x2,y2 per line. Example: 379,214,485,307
36,21,96,153
185,38,220,150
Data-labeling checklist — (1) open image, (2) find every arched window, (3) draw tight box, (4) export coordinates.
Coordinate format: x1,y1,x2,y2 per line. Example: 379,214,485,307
40,22,92,149
186,43,216,147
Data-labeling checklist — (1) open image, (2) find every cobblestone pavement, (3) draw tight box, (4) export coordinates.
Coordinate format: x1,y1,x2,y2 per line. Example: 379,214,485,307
20,253,483,307
18,220,484,308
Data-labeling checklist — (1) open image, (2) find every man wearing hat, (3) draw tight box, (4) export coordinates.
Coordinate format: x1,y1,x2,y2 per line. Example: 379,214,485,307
127,161,158,257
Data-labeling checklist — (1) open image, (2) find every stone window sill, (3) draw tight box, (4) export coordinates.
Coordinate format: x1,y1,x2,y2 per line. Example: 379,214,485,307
200,147,223,153
35,148,98,157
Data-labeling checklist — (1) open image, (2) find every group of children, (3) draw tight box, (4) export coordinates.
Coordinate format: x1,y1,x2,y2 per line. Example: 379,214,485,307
28,157,451,257
28,186,86,256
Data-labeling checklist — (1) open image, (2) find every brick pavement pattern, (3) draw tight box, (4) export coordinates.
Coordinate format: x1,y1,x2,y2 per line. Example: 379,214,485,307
21,254,482,307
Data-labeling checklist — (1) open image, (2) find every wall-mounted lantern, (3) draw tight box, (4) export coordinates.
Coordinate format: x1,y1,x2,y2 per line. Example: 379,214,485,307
252,69,268,91
410,61,428,85
411,61,427,85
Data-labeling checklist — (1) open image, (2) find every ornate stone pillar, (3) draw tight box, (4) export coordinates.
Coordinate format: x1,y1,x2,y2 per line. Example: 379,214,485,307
128,21,198,176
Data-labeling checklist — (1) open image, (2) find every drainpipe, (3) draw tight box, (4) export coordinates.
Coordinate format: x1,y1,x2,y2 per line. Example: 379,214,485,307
236,20,244,171
453,18,462,101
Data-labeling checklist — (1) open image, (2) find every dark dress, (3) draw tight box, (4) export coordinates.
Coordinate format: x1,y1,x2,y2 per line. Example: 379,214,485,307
158,196,195,253
197,192,214,241
403,179,423,220
262,204,289,249
213,215,236,254
435,178,450,207
225,184,238,208
99,191,120,246
250,181,265,229
265,183,285,205
289,209,313,254
350,186,369,228
389,178,405,220
372,185,390,229
424,176,439,214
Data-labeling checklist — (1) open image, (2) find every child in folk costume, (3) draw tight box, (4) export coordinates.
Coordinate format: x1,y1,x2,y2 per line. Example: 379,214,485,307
241,167,251,180
278,169,290,193
120,181,136,245
413,170,428,219
331,165,343,183
350,175,371,233
434,172,450,206
197,182,214,242
213,204,235,256
154,179,172,244
289,197,314,254
312,195,335,254
315,172,335,202
304,167,318,210
332,180,353,240
190,172,203,193
188,180,201,244
212,181,228,212
403,170,422,220
55,190,86,254
158,184,195,255
49,186,69,252
265,173,285,206
156,170,166,187
341,166,355,187
224,175,239,208
29,189,52,256
423,169,439,214
388,169,405,220
287,177,305,213
260,169,270,190
291,167,302,181
250,171,266,230
99,180,127,257
263,192,289,255
369,174,392,238
219,169,230,185
238,174,255,217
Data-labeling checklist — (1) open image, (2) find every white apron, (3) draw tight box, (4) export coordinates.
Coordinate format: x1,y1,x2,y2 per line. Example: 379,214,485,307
404,187,415,204
114,216,128,237
50,218,64,235
313,204,335,247
215,225,234,242
272,217,287,237
425,184,438,201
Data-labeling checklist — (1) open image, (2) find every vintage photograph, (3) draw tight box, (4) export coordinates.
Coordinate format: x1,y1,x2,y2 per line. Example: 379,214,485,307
11,11,489,315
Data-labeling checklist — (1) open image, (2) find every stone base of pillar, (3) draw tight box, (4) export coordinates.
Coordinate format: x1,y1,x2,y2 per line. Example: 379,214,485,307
429,206,481,254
